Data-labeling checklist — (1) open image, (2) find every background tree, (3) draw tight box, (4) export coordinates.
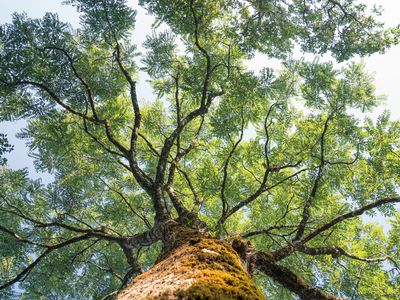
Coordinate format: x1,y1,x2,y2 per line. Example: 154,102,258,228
1,0,400,299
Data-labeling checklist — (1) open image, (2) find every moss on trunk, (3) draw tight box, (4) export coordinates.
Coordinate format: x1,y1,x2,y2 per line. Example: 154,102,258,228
117,236,265,300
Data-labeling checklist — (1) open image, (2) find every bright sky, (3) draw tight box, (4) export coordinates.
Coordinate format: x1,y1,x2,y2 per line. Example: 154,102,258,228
0,0,399,179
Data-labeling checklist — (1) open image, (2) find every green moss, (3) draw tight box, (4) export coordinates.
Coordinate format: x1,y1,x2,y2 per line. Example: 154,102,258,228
158,238,265,300
123,227,265,300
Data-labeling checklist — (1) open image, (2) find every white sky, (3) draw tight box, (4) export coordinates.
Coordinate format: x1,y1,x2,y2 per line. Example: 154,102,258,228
0,0,399,178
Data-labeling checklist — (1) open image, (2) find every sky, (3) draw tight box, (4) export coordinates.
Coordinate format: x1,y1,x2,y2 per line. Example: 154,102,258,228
0,0,400,181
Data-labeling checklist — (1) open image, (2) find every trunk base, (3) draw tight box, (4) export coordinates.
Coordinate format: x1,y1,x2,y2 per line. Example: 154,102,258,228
117,238,265,299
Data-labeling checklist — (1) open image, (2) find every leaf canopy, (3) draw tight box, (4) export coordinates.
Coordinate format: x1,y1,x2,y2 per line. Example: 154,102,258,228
1,0,400,299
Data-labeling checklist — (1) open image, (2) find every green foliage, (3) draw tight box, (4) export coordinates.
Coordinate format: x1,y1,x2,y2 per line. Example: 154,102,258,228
0,134,13,166
0,0,400,299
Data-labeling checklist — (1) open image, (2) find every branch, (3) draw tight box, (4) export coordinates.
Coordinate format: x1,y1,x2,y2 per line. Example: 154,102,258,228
242,224,299,239
165,185,190,219
189,0,211,107
326,0,365,28
11,80,99,123
325,142,361,166
6,79,156,196
220,107,245,216
294,114,332,241
174,73,182,151
82,118,125,158
0,225,48,248
298,245,394,262
271,196,400,261
138,132,160,157
0,233,93,291
114,43,141,157
153,91,222,220
1,197,159,249
41,46,98,119
98,249,143,300
301,196,400,244
8,77,156,201
120,246,142,275
254,251,343,300
177,166,202,210
103,181,152,229
167,116,205,212
0,202,135,245
218,102,303,224
166,144,196,187
123,228,160,250
219,164,305,224
152,0,224,217
263,103,279,169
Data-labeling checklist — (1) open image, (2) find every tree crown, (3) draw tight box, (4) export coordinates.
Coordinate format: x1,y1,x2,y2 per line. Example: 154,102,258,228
0,0,400,298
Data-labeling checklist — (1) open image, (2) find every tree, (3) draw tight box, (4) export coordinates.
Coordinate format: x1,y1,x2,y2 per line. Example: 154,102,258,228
0,0,400,298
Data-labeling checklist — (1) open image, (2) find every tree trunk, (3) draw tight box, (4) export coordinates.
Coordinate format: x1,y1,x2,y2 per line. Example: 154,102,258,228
117,224,265,300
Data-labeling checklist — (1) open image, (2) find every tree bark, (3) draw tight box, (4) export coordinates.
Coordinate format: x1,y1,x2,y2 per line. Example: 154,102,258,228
117,225,265,300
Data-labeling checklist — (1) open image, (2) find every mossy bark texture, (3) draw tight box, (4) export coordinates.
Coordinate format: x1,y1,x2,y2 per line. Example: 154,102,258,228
117,236,265,300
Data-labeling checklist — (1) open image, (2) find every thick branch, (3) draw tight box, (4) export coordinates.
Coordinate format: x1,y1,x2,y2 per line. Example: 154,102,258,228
254,251,343,300
120,246,142,275
153,92,222,220
165,185,190,219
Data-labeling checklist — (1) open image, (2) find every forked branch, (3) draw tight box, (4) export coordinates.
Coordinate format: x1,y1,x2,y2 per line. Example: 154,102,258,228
271,195,400,261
